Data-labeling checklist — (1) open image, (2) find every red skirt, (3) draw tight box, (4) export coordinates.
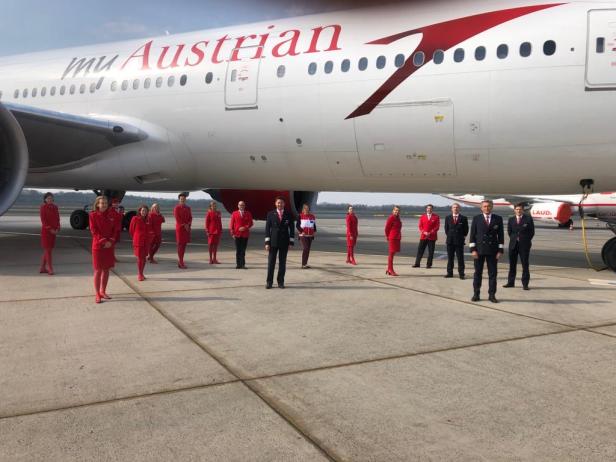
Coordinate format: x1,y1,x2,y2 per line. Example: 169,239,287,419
346,235,357,248
176,227,191,244
41,230,56,249
388,239,401,254
92,248,115,270
207,233,221,245
133,245,148,259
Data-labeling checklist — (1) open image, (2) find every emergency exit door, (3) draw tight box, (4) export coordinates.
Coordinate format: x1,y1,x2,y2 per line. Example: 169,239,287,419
586,9,616,89
225,46,262,109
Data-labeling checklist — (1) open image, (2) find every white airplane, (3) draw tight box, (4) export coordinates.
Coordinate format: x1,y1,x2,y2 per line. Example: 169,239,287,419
1,0,616,269
442,192,616,227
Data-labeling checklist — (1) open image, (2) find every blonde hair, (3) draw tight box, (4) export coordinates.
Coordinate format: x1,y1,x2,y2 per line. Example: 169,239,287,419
151,203,160,213
93,196,108,211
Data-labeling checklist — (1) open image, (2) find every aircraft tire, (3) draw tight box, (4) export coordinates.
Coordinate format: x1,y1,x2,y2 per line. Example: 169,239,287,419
601,237,616,271
70,209,89,230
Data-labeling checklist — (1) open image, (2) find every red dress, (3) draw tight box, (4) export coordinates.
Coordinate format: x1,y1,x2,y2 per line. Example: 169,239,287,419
205,210,223,245
174,205,192,244
109,208,124,243
130,216,151,258
346,214,358,247
40,203,60,249
418,214,440,241
385,215,402,253
148,212,165,243
90,210,117,270
229,210,253,238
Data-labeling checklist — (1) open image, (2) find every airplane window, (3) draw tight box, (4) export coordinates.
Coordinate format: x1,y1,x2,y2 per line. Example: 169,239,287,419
475,46,486,61
395,53,405,68
111,81,118,92
454,48,465,63
60,86,66,95
96,77,104,90
180,74,188,86
230,70,237,82
341,59,350,72
144,78,151,89
308,62,317,75
376,55,386,69
121,80,128,91
156,77,163,88
90,83,96,93
497,44,508,59
80,84,86,94
205,72,214,83
543,40,556,56
433,50,444,64
324,60,334,74
277,65,286,78
358,57,368,71
70,85,76,95
133,79,140,90
596,37,605,54
520,42,532,57
23,89,28,98
168,75,175,87
41,87,47,97
413,51,425,67
14,90,19,99
32,88,37,98
50,86,56,96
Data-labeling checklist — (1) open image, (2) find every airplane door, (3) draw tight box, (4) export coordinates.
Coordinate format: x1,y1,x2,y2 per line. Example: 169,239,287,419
586,9,616,89
354,100,456,177
225,46,261,110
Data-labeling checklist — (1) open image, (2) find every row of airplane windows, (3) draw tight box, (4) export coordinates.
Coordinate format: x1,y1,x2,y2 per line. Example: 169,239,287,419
297,40,558,76
0,72,217,101
0,41,558,100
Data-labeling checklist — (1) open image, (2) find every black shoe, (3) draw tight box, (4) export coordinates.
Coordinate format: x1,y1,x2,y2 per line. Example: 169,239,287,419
265,283,272,289
412,264,420,268
523,286,530,291
459,275,466,280
426,265,432,269
489,296,499,303
471,294,480,302
236,266,240,269
278,283,285,289
503,283,514,288
444,274,453,278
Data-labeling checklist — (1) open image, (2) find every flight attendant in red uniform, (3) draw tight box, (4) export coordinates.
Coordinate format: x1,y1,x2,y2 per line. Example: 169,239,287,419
130,205,151,281
296,203,317,269
413,204,440,269
174,192,192,269
39,192,60,275
346,205,358,265
229,200,254,269
109,199,124,263
384,206,402,276
90,196,117,304
147,203,165,263
205,201,223,264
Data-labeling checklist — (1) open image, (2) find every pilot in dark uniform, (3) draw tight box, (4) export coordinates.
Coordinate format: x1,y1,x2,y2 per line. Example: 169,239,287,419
469,200,504,303
265,196,295,289
444,203,469,279
503,203,535,290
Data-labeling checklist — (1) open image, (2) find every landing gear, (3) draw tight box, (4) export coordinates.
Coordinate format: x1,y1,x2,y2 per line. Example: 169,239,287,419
70,209,89,230
601,225,616,272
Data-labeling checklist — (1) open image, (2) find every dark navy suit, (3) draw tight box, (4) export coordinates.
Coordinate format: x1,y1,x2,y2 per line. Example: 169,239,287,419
265,209,295,286
507,214,535,287
469,213,505,296
444,214,469,276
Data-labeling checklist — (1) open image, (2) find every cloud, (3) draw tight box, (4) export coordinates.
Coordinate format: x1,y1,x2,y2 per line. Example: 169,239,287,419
94,20,157,40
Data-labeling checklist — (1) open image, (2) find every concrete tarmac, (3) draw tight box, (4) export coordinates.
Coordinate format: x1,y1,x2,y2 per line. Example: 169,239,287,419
1,210,616,461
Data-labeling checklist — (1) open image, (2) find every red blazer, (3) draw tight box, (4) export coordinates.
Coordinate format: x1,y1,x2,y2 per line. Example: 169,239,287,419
148,212,165,237
89,210,117,250
418,214,440,241
205,210,223,236
229,210,254,238
346,214,358,238
40,203,60,232
385,215,402,241
130,215,151,248
109,208,124,241
174,204,192,244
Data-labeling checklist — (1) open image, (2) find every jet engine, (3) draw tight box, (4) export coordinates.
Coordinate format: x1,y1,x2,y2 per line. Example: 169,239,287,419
206,189,319,220
529,202,573,225
0,104,28,216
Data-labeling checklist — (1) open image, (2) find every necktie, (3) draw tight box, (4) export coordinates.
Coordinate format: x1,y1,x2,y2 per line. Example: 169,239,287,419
454,216,458,225
484,215,490,226
278,211,282,221
517,217,521,225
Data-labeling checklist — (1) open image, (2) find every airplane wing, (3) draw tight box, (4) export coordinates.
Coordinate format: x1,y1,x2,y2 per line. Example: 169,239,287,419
4,102,147,172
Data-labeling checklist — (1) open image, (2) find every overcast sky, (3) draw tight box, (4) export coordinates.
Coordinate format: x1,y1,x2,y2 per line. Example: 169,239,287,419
4,0,450,206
